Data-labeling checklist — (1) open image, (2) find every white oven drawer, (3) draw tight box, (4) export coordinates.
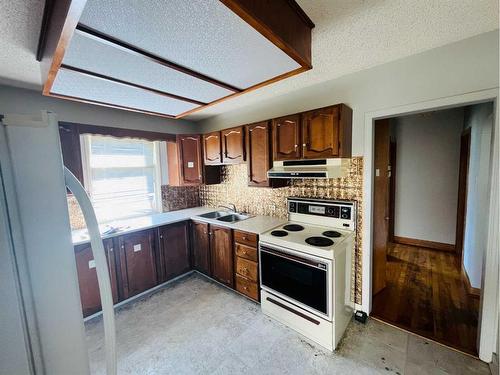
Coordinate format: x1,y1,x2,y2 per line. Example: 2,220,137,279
261,290,333,351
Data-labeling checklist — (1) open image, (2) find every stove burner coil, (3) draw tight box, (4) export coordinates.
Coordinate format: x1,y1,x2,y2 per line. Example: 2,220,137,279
271,230,288,237
305,236,334,247
322,231,342,238
283,224,304,232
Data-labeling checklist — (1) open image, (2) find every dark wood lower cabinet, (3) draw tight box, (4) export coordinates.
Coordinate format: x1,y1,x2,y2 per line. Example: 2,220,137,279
74,239,118,317
117,229,157,300
191,220,211,275
210,225,234,287
158,222,190,282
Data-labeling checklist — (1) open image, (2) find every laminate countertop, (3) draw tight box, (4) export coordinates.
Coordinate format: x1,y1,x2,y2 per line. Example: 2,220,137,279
71,207,286,246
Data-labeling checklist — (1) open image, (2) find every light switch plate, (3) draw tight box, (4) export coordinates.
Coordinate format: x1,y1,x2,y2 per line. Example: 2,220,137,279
88,259,96,269
133,244,142,252
187,161,194,168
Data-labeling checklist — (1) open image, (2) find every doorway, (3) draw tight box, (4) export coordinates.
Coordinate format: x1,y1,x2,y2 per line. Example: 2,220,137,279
370,103,494,356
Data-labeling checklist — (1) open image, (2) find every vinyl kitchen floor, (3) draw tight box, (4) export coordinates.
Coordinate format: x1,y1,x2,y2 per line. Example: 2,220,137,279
85,273,490,374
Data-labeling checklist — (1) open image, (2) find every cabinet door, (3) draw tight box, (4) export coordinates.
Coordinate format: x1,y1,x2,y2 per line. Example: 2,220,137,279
203,131,222,165
301,106,340,159
74,239,118,317
191,221,211,275
222,126,245,164
272,114,301,160
210,225,234,287
178,135,203,185
158,221,190,281
118,230,157,299
246,121,272,187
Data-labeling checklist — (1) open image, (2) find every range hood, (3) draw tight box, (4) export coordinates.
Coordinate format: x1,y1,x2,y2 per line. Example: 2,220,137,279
267,159,351,179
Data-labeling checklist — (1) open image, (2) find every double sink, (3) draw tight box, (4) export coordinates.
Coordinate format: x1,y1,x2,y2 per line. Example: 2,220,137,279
197,210,251,223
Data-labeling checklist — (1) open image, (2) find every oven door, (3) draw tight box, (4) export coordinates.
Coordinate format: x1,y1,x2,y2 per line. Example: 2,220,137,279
259,243,332,320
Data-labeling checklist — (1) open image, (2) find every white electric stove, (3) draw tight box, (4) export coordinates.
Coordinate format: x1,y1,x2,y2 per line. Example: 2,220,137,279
259,197,356,351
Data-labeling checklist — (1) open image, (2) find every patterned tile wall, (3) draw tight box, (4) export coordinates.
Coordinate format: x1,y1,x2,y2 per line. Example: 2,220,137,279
199,157,364,304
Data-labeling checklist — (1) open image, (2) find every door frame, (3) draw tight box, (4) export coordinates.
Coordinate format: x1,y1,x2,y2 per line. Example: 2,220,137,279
362,88,499,362
455,127,471,264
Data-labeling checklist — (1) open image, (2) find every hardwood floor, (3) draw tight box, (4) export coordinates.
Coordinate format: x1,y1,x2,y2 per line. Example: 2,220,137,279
371,243,479,356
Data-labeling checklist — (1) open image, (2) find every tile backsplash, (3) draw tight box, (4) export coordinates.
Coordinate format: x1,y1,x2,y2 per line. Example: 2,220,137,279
67,157,364,303
199,157,364,304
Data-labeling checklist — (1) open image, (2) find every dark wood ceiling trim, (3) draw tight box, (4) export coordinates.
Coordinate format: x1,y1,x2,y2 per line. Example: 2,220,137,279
75,24,242,93
48,92,179,118
175,66,309,118
220,0,314,68
40,0,88,95
59,64,208,106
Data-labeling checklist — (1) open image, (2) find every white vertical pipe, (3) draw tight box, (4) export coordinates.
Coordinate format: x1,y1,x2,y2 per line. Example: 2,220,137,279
65,168,117,375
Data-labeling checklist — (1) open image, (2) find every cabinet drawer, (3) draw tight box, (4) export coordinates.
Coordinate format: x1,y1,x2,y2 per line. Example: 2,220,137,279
235,274,259,301
235,243,258,262
235,257,258,282
234,230,257,247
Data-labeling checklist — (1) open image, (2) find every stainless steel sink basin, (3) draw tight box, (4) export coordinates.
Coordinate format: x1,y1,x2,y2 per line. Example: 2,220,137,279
216,213,250,223
197,211,231,219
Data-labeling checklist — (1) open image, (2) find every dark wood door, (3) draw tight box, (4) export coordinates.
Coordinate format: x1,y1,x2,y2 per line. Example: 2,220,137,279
74,239,118,317
222,126,245,164
191,221,211,275
272,114,301,160
246,121,272,187
158,222,190,281
373,119,391,296
203,131,222,165
178,134,203,185
210,225,234,287
301,105,340,159
118,230,157,299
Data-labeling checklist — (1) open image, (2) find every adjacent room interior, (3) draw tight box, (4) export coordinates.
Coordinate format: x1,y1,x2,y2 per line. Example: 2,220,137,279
371,102,495,356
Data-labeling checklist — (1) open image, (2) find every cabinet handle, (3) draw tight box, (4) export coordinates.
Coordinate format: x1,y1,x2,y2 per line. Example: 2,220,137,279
302,143,306,147
243,286,248,291
294,144,298,149
242,236,247,240
160,235,163,239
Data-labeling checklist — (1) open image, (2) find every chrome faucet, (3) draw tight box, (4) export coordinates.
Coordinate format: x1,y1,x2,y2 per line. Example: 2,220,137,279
218,203,236,212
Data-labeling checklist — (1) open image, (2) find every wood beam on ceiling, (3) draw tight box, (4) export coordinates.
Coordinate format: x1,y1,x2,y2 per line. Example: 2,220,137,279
75,24,242,94
59,64,208,106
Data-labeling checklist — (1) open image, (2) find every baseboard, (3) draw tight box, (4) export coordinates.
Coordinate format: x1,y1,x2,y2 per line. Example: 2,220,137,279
393,236,456,252
461,267,481,298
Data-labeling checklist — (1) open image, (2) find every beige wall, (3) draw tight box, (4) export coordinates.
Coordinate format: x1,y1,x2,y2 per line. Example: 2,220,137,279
0,85,198,134
198,30,499,156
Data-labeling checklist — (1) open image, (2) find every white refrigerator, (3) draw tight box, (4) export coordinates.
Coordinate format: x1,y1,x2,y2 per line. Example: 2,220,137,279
0,112,115,374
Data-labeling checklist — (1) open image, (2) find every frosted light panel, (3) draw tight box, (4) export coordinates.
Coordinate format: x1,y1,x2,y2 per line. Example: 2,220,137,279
51,69,199,116
63,32,235,103
79,0,301,89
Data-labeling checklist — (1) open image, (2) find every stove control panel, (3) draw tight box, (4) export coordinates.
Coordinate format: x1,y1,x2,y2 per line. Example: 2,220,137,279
287,197,356,231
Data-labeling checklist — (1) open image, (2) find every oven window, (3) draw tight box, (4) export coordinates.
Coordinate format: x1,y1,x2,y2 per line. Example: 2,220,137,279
261,250,327,314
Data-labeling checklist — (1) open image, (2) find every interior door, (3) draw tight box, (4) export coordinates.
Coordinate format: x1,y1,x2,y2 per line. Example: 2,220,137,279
373,119,391,296
272,114,301,160
178,135,202,185
118,230,157,299
247,121,271,186
301,106,339,159
191,221,211,275
210,225,234,287
159,222,190,281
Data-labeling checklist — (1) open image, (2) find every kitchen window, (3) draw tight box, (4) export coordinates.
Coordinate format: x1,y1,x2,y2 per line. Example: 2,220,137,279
81,134,167,223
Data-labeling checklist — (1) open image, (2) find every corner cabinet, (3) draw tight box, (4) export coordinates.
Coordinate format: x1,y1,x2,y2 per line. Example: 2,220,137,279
222,126,245,164
272,114,301,161
246,121,287,188
191,220,211,275
118,229,158,300
203,131,222,165
157,221,190,282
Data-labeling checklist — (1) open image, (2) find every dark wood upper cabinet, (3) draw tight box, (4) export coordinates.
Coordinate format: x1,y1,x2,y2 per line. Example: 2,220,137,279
302,104,352,159
222,126,245,164
210,225,234,287
272,114,301,161
203,131,222,165
191,220,211,276
177,134,203,185
158,221,190,282
74,239,118,317
246,121,287,188
117,229,157,299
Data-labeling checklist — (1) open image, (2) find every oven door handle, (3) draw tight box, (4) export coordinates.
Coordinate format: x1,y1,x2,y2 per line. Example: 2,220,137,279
260,247,328,270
